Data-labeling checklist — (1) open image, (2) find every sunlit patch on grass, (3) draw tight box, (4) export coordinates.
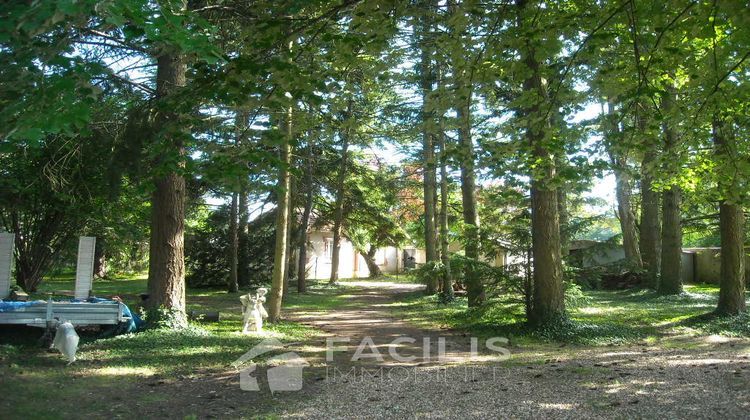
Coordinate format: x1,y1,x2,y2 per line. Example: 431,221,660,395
386,278,750,345
88,366,156,376
578,307,605,315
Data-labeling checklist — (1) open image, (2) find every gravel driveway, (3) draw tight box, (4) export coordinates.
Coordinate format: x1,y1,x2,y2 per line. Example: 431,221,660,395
277,281,750,419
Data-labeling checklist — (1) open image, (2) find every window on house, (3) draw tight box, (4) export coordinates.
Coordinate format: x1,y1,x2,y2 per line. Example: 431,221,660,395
375,248,386,265
324,238,333,259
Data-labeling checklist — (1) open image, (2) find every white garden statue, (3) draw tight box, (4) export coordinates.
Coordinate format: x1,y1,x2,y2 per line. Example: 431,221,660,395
240,288,269,334
52,321,80,364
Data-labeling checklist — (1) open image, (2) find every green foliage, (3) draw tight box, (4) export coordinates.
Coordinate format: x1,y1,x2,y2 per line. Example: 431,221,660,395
529,317,641,345
564,282,591,308
451,254,519,295
684,312,750,338
392,281,748,345
144,306,189,330
566,256,647,291
315,153,407,257
0,92,149,289
411,260,445,288
185,205,232,288
185,205,276,288
2,0,749,330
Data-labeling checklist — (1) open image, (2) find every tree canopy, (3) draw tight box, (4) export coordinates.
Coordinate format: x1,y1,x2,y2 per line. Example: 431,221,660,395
2,0,748,326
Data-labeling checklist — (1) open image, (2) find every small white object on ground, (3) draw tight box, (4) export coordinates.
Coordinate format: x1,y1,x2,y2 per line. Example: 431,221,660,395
52,321,80,364
240,288,269,334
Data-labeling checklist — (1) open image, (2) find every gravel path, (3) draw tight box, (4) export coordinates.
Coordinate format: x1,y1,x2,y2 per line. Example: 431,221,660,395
275,281,750,419
286,281,487,367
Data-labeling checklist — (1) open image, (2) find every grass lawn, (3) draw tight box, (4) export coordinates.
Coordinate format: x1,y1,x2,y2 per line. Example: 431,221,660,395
1,273,748,418
0,273,347,419
385,283,750,345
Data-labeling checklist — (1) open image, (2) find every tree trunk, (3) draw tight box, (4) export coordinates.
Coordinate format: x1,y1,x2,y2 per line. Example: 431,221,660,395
267,104,292,323
716,201,746,314
659,186,682,294
518,0,565,326
557,192,569,258
605,100,642,268
551,109,570,259
146,50,188,327
237,187,250,288
438,128,454,302
297,142,315,293
329,117,350,285
615,168,642,268
657,83,682,295
420,4,439,294
524,245,533,317
237,109,251,289
227,191,239,293
283,189,297,300
530,184,565,325
713,118,746,315
630,16,660,286
361,245,383,278
456,89,483,306
640,148,661,287
93,237,107,279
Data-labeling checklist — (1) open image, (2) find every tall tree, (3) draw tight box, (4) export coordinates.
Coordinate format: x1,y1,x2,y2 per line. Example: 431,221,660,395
329,103,352,285
657,81,683,295
516,0,565,326
713,118,746,314
604,100,642,268
237,109,251,290
639,137,662,287
419,1,439,295
267,100,293,322
438,126,454,302
700,0,748,314
226,109,247,294
297,139,316,293
449,0,484,306
146,46,189,326
621,0,661,285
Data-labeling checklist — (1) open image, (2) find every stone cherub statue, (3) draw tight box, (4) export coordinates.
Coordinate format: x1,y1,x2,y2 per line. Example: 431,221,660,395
240,288,269,334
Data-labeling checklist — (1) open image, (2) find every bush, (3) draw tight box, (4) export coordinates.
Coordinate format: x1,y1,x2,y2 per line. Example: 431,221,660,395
185,205,275,288
411,260,446,287
567,259,646,290
185,206,231,287
564,281,591,308
450,254,531,309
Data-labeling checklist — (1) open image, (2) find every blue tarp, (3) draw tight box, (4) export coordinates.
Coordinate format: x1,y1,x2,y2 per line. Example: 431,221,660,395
85,297,144,333
0,301,46,312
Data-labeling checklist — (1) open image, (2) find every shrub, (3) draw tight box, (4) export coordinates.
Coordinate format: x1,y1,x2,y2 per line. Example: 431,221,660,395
185,206,231,287
567,259,646,290
185,205,275,289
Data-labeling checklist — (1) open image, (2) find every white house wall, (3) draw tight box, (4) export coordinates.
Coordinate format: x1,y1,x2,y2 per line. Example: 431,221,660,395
304,231,406,280
303,231,506,280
